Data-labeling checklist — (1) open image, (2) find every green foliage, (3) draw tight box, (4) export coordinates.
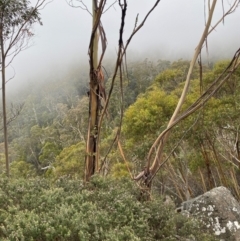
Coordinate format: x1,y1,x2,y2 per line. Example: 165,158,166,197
10,160,36,178
155,68,183,92
39,141,61,167
106,59,169,126
155,59,201,93
0,176,215,241
123,87,177,139
111,162,132,179
46,142,85,179
123,86,178,159
0,0,42,41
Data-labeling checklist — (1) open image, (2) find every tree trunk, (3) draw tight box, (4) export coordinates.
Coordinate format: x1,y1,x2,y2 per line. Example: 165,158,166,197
0,26,9,177
85,0,100,182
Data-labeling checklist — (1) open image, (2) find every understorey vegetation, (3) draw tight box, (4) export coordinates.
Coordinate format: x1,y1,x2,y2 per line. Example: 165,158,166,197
0,176,216,241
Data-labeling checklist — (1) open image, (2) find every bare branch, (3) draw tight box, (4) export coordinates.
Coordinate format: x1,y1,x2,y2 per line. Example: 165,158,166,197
99,0,161,125
0,103,24,131
208,0,240,35
5,65,16,86
221,0,225,24
146,112,203,184
124,0,161,51
98,1,161,171
67,0,92,15
133,14,139,32
103,1,118,14
4,0,50,59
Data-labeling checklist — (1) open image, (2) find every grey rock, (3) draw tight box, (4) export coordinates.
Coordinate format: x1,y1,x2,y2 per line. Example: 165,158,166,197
178,186,240,241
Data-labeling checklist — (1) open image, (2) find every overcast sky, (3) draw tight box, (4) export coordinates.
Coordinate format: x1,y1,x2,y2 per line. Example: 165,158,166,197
7,0,240,91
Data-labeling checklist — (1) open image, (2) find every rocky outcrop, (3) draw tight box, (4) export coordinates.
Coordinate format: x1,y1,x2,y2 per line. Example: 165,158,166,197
177,186,240,241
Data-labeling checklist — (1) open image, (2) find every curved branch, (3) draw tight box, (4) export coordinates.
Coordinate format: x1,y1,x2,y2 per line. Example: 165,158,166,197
146,0,218,172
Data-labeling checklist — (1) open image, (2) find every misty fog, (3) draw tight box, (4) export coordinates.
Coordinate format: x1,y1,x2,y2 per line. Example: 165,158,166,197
5,0,240,95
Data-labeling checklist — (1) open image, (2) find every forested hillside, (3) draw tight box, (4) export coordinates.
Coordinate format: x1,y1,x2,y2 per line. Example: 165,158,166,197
1,0,240,240
0,59,167,178
1,58,240,203
1,57,239,240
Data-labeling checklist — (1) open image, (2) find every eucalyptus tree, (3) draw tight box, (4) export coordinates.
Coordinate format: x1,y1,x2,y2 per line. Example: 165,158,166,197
134,0,240,191
68,1,163,181
84,0,105,181
0,0,49,177
84,0,161,181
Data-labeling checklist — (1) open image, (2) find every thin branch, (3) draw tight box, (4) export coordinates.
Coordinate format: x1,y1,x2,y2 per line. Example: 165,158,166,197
5,65,15,84
133,14,139,32
146,111,202,183
67,0,92,15
118,139,133,179
4,0,50,58
0,103,24,131
103,1,118,14
221,0,225,24
124,0,161,53
110,0,161,109
98,1,161,163
97,21,107,68
208,0,240,35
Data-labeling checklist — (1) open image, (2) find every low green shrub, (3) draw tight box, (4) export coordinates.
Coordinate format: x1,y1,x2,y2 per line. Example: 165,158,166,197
0,176,215,241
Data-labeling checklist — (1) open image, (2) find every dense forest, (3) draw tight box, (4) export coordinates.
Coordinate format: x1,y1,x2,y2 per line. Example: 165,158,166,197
1,0,240,240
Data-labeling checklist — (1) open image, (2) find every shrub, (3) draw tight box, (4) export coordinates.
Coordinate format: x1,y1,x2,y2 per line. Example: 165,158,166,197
0,176,216,241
